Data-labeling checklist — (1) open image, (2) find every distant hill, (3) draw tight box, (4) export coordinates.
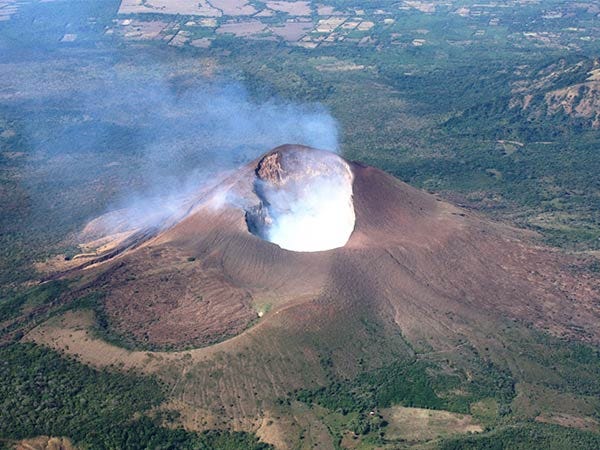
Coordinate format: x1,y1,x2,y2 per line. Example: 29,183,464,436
511,58,600,129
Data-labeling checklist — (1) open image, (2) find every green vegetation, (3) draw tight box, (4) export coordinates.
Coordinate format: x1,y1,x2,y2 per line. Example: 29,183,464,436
296,356,515,416
297,360,444,413
0,343,271,449
510,329,600,399
84,421,272,450
0,280,70,322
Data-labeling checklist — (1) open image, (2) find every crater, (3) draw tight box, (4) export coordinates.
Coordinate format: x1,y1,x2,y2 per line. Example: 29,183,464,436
245,145,355,252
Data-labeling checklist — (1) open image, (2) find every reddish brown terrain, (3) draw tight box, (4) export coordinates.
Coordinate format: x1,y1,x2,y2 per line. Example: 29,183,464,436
21,144,600,448
59,144,598,350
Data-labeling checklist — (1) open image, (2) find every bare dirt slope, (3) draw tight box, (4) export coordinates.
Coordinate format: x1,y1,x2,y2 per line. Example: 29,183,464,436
70,145,598,350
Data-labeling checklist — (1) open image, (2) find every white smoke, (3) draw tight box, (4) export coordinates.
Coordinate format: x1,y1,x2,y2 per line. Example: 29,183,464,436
247,148,355,252
18,74,341,239
100,82,340,234
266,175,355,252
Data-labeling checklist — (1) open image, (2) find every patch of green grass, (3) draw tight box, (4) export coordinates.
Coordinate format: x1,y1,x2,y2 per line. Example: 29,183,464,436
469,398,500,426
0,280,70,322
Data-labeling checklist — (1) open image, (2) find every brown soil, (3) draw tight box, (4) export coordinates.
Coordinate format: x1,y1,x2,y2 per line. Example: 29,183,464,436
270,21,312,42
37,143,600,355
265,1,311,16
545,81,600,128
216,21,267,37
209,0,257,16
536,413,600,433
14,436,76,450
256,151,284,183
381,406,483,442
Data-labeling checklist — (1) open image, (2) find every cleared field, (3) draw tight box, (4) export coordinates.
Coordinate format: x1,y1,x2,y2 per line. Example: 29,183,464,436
217,20,268,37
270,20,313,41
209,0,257,16
536,414,600,433
317,5,342,16
265,1,311,16
117,0,313,19
381,406,482,442
356,21,374,31
404,1,436,14
13,436,76,450
190,38,213,48
316,17,346,33
118,0,221,16
119,20,167,40
313,57,366,72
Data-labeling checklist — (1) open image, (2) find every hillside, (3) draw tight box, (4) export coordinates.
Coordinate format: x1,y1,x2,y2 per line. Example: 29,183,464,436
511,58,600,129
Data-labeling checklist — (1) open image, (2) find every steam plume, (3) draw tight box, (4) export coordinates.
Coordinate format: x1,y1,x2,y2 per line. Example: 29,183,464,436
246,146,355,252
12,68,339,238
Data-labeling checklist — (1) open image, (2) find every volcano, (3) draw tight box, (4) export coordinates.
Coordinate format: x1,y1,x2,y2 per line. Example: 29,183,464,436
26,144,600,448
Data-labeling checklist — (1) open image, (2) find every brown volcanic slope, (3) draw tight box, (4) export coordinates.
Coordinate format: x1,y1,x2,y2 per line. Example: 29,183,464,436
72,144,598,349
26,144,600,447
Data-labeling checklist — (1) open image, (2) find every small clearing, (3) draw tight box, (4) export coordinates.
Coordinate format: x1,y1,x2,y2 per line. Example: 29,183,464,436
536,413,600,433
14,436,76,450
381,406,482,442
